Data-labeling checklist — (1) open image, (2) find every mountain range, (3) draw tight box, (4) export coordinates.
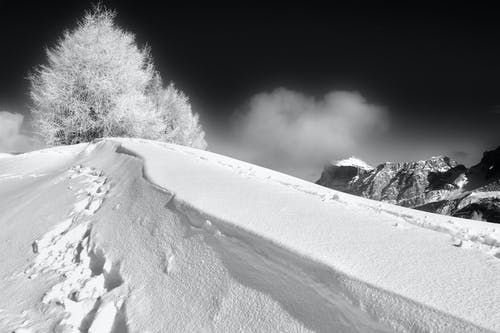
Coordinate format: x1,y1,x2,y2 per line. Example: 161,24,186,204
316,146,500,223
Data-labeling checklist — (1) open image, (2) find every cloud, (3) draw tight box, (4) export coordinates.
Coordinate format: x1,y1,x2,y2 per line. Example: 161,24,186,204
0,111,38,153
217,88,389,179
449,150,470,163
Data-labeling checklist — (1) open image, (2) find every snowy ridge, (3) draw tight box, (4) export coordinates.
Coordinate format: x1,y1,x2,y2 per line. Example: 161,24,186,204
356,200,500,252
114,138,500,332
0,153,13,159
135,140,500,254
1,139,500,332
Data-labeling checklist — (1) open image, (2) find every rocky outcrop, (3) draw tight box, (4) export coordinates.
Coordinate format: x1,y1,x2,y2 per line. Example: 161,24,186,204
316,164,367,193
317,147,500,223
465,147,500,190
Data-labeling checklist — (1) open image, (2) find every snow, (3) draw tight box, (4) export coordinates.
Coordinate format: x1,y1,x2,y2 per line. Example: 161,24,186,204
1,138,500,332
469,191,500,200
335,156,373,170
0,152,13,159
454,173,469,189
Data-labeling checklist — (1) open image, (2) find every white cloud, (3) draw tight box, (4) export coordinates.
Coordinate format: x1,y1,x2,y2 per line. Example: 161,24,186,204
0,111,37,153
216,88,389,180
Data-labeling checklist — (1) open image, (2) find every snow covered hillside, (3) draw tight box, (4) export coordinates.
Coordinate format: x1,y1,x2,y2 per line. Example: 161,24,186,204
0,153,13,159
1,139,500,332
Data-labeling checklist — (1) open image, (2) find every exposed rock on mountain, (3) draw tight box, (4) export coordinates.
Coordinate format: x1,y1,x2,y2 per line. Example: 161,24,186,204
465,147,500,191
316,147,500,223
315,158,369,193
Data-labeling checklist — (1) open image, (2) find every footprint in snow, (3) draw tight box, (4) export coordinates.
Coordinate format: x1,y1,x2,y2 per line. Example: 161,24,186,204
162,248,176,275
451,237,463,247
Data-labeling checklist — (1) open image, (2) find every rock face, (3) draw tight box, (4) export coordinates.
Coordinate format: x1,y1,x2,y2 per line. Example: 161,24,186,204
316,164,364,193
316,147,500,223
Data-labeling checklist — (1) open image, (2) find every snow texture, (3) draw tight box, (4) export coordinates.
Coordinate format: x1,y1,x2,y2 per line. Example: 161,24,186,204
1,138,500,332
0,153,13,159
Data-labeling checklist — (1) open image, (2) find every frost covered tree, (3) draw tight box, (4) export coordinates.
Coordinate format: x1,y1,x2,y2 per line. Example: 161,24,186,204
147,75,207,149
29,6,206,149
154,82,207,149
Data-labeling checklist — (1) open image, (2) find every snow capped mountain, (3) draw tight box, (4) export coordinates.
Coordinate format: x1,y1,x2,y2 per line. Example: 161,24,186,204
2,139,500,332
334,157,373,171
318,155,461,206
317,147,500,223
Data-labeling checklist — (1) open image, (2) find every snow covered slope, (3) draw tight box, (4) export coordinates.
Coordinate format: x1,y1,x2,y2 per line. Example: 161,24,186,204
1,139,500,332
0,152,13,159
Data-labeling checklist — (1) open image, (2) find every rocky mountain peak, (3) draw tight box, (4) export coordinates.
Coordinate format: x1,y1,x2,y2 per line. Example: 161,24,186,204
334,157,373,171
316,148,500,223
465,146,500,190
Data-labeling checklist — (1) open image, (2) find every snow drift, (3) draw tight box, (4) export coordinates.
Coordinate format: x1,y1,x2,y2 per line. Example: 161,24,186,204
1,139,500,332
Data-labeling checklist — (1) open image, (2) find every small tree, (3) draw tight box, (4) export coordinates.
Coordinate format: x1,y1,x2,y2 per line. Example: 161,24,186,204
30,5,206,149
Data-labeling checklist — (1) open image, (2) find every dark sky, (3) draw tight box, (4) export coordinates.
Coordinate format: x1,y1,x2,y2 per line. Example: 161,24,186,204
0,1,499,170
